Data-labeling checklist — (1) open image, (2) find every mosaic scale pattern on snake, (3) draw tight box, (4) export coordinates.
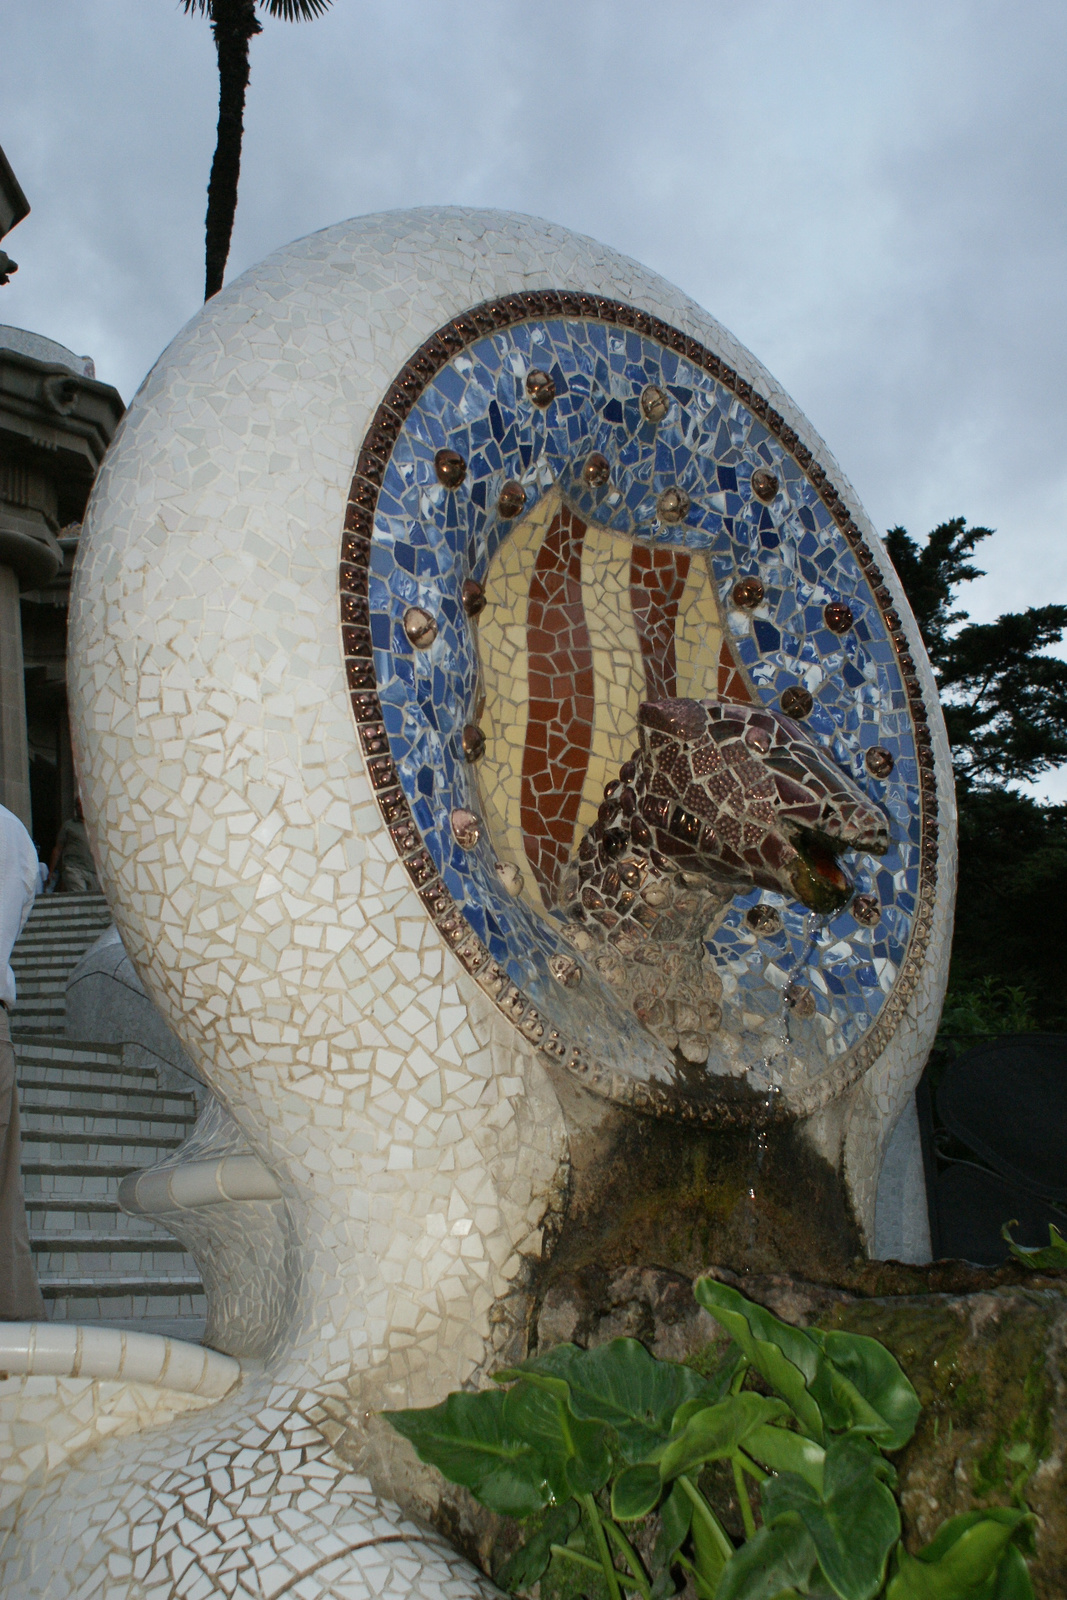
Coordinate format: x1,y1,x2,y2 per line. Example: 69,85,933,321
559,698,890,1061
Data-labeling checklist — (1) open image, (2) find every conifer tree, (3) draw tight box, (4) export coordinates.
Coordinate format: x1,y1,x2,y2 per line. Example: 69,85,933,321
887,519,1067,1030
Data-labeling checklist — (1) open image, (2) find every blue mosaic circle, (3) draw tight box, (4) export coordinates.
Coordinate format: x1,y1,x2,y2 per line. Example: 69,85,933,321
342,302,936,1103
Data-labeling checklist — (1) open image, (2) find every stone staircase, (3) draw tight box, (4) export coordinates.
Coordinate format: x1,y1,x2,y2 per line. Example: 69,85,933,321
11,893,206,1337
10,892,113,1032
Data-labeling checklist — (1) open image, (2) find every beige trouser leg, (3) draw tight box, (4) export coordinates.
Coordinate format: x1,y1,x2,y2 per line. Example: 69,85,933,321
61,863,100,895
0,1009,45,1319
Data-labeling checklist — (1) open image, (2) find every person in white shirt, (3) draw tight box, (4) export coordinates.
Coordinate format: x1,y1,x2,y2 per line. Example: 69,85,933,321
0,804,45,1318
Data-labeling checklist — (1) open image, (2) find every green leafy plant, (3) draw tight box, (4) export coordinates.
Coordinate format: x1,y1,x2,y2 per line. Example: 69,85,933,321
1003,1220,1067,1272
936,977,1037,1046
384,1277,1036,1599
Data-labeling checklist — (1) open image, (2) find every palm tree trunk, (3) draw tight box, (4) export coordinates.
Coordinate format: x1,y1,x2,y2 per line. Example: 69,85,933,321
203,0,261,300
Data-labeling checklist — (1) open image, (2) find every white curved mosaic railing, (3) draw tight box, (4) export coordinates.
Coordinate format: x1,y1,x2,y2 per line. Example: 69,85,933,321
0,1323,238,1396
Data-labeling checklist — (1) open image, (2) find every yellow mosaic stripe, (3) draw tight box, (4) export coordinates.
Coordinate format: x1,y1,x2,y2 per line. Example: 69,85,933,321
476,489,560,911
676,549,725,700
577,524,646,837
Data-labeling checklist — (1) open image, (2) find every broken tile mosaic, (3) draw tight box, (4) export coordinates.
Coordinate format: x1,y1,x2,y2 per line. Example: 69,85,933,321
341,303,937,1094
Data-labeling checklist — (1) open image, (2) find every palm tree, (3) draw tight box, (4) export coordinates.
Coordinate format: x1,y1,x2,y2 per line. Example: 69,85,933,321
181,0,332,300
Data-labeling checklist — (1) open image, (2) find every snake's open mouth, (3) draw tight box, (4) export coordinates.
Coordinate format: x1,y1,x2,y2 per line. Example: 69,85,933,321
788,828,854,914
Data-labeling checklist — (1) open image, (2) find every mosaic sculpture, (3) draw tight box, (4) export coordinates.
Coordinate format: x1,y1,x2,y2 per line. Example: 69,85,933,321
0,209,954,1598
558,698,891,1063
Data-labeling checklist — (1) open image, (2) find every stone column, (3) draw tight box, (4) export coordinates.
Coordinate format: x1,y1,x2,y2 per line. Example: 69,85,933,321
0,460,62,832
0,333,124,840
0,561,30,825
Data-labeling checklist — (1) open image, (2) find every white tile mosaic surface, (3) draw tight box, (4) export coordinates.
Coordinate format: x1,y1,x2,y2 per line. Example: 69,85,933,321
0,1373,218,1521
0,208,953,1597
0,1374,499,1600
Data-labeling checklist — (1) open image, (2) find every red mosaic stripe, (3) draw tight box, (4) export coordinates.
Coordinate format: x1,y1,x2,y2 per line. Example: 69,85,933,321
629,545,691,701
718,636,755,703
521,506,595,906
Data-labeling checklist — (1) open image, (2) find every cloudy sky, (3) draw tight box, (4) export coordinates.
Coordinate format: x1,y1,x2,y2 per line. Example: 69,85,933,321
4,0,1065,791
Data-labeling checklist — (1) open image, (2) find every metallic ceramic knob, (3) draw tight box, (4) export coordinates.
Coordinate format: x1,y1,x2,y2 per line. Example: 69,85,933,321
549,953,582,988
526,369,555,407
865,747,894,779
656,486,690,524
434,448,467,488
785,984,816,1018
732,576,765,609
450,808,481,849
583,452,610,487
462,724,486,762
497,480,526,518
824,601,854,634
750,467,779,503
746,904,783,935
462,579,487,618
780,685,813,719
402,606,438,648
640,384,670,424
851,894,881,926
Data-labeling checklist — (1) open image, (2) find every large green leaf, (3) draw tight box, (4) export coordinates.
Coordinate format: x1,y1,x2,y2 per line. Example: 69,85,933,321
612,1461,663,1521
761,1437,900,1600
806,1328,921,1450
500,1337,712,1462
693,1280,820,1384
686,1487,733,1597
703,1340,750,1400
1002,1219,1067,1271
743,1423,826,1492
495,1502,580,1594
495,1340,582,1399
885,1509,1035,1600
990,1545,1037,1600
654,1479,693,1571
503,1380,612,1496
715,1520,819,1600
384,1389,549,1517
659,1394,790,1481
693,1279,825,1442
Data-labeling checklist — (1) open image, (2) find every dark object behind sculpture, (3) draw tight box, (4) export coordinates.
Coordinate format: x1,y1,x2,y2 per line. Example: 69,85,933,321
938,1034,1067,1203
919,1034,1067,1264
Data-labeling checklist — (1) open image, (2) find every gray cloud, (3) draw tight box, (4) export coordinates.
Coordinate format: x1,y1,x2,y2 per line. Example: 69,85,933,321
4,0,1064,793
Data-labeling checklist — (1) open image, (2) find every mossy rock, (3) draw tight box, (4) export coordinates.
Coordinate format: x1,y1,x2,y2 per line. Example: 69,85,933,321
814,1288,1066,1599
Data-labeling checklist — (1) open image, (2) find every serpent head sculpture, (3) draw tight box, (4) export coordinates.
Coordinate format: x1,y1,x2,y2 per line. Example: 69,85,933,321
559,698,890,1061
0,211,954,1600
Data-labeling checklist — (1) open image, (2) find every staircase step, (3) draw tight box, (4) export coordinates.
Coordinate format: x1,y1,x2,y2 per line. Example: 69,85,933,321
13,1037,127,1061
15,923,111,938
42,1294,207,1324
18,1070,169,1099
22,1108,196,1138
26,1202,175,1236
23,1156,157,1180
14,1039,158,1085
38,1275,204,1298
11,950,100,966
33,1232,191,1256
25,1195,127,1215
20,1086,196,1117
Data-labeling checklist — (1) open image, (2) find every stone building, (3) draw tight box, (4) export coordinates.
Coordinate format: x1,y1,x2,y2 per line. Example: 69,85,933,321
0,142,123,853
